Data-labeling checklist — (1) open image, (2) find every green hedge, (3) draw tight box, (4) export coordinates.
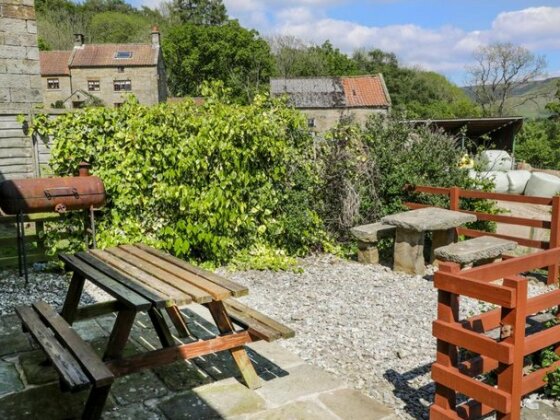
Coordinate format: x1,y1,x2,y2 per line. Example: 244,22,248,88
31,86,327,265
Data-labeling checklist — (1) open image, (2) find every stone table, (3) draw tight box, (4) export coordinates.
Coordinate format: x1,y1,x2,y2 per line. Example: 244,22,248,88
381,207,476,275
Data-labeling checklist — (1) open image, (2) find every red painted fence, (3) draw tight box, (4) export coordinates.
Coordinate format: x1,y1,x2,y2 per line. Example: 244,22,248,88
405,185,560,285
431,251,560,419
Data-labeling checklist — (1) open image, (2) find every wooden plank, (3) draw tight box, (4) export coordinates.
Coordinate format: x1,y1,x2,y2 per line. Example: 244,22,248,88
120,245,231,301
522,359,560,395
135,244,249,297
432,320,514,364
457,228,548,249
455,400,495,419
224,299,295,339
0,157,33,166
88,250,190,307
32,301,114,387
524,324,560,355
106,331,254,377
15,305,91,391
59,254,151,311
429,404,459,420
0,148,32,158
0,164,33,174
77,252,173,308
460,248,560,282
434,272,516,308
432,363,511,414
224,304,283,342
458,355,499,377
105,247,211,304
75,301,123,322
0,138,31,148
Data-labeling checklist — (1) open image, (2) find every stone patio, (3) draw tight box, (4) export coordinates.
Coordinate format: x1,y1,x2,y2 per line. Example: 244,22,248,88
0,303,397,419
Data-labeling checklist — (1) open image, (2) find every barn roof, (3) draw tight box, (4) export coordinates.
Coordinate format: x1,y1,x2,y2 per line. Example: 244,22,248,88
270,75,391,109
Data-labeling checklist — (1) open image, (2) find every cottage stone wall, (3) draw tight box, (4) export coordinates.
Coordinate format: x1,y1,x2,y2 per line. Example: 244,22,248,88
62,65,163,107
301,107,388,134
41,76,72,107
0,0,43,113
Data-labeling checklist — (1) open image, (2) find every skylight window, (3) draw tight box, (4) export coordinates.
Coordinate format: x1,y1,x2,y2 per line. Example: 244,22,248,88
115,51,133,59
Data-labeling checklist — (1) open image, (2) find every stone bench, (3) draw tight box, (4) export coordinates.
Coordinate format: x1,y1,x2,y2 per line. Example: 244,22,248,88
433,236,517,268
350,222,396,264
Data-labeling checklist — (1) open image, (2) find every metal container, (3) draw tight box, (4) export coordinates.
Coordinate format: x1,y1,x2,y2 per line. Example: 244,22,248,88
0,163,106,214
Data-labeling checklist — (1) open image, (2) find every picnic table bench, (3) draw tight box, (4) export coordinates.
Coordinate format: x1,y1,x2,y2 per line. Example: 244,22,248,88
16,244,294,420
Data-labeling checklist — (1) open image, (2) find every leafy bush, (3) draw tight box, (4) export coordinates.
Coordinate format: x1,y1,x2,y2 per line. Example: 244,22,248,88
30,85,327,265
318,114,494,240
515,119,560,170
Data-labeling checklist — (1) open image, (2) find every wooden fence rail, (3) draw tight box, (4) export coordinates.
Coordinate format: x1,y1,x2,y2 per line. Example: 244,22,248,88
431,249,560,419
405,185,560,285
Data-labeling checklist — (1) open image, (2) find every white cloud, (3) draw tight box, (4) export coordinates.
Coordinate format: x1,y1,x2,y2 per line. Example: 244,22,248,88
237,5,560,78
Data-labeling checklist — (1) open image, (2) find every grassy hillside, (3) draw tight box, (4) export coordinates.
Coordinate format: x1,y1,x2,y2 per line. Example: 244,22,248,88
463,77,559,119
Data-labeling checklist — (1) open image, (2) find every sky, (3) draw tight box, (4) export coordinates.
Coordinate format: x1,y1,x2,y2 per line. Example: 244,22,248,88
133,0,560,84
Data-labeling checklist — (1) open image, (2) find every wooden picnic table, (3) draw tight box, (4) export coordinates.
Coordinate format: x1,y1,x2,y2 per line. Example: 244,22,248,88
17,243,293,419
381,207,477,275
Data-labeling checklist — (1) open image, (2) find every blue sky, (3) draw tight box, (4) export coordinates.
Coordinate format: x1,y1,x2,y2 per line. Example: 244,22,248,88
133,0,560,84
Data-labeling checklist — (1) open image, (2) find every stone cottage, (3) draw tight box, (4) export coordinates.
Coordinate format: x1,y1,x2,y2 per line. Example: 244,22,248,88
39,27,167,108
270,75,391,134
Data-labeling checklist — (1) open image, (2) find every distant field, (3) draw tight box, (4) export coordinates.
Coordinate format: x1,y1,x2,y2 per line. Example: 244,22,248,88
463,77,559,119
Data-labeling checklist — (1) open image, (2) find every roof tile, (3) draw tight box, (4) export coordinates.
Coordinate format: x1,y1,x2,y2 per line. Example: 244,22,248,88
342,76,390,107
39,51,71,76
71,44,157,67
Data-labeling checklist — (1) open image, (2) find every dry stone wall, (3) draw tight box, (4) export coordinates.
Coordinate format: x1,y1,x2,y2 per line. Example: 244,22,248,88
0,0,42,179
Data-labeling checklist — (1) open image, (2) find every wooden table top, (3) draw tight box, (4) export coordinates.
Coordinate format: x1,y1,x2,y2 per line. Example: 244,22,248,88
72,244,248,308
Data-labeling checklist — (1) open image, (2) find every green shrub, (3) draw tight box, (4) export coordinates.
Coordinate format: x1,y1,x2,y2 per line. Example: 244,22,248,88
515,119,560,170
30,85,328,266
318,115,497,240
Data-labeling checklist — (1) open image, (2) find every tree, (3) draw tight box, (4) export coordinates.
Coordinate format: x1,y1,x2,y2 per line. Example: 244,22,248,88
163,21,274,102
89,12,151,43
466,42,547,117
168,0,227,25
545,80,560,119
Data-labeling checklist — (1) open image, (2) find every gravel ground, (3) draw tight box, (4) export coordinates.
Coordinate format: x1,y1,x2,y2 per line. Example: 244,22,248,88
219,255,556,419
0,256,556,419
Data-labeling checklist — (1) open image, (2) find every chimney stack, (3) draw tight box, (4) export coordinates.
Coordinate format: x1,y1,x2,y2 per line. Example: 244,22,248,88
151,25,160,47
73,33,84,47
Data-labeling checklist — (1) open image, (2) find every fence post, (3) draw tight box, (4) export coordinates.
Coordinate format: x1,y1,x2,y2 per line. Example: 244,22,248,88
495,277,527,420
548,196,560,285
449,187,460,211
431,262,460,417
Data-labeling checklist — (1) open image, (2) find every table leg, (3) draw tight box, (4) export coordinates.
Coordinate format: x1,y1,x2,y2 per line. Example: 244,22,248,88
148,307,175,348
166,306,193,338
61,272,86,325
206,301,261,389
393,227,425,275
104,308,137,361
83,384,111,420
431,228,456,263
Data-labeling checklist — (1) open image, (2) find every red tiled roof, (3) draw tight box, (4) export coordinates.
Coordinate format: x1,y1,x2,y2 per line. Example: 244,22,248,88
71,44,158,67
39,51,71,76
342,75,391,107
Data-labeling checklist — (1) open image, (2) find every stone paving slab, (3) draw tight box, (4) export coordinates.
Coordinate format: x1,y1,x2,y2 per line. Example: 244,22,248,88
0,307,397,420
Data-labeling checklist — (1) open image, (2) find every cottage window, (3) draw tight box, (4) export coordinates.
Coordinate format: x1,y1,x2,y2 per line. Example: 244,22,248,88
115,51,133,59
307,118,316,128
88,80,100,91
117,66,125,73
47,78,59,90
113,80,132,91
